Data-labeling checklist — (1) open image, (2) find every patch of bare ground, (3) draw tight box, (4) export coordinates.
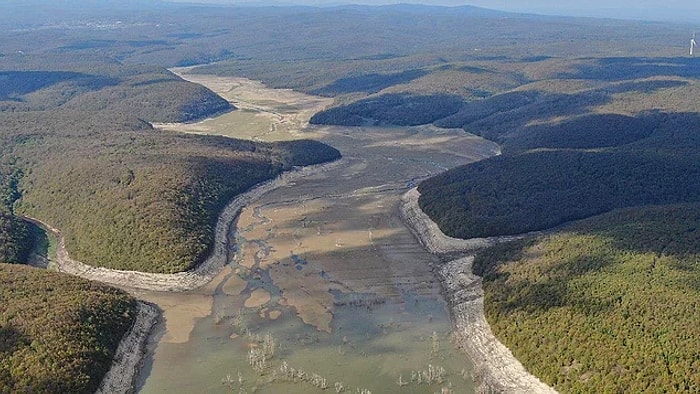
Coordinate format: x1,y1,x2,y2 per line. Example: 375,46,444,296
400,187,557,394
154,69,333,141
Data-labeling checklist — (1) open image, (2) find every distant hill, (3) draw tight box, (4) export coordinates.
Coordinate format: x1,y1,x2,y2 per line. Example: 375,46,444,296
0,55,232,122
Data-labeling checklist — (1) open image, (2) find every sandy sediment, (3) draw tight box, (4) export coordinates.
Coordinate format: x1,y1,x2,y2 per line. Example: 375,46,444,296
400,187,557,394
96,301,160,394
26,159,342,292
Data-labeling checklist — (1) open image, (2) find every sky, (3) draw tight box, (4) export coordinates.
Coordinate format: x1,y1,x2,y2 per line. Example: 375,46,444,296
166,0,700,22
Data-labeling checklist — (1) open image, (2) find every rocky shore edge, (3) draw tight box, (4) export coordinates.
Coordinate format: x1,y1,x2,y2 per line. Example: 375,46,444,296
96,301,160,394
399,187,556,394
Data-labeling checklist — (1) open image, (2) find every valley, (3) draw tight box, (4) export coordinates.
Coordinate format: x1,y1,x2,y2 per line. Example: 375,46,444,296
135,70,501,393
1,3,699,393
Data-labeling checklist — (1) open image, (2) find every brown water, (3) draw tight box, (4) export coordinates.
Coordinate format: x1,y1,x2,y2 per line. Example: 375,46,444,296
136,74,500,393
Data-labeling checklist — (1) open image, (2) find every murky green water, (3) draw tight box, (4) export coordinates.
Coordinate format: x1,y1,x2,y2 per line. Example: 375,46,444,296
137,211,475,393
139,268,474,393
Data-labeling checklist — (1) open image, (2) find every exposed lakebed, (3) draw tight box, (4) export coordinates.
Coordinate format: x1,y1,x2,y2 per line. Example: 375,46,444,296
137,70,500,393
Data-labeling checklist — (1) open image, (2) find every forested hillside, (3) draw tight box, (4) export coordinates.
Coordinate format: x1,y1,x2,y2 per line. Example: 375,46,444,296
0,263,136,393
0,212,32,264
0,57,340,273
0,84,140,393
0,166,33,264
472,205,700,392
0,54,232,122
418,119,700,239
418,57,700,239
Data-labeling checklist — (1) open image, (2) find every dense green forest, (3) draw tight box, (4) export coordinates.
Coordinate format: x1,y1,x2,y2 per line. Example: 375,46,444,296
0,263,136,393
418,129,700,239
0,212,32,264
0,165,33,264
472,204,700,392
418,59,700,239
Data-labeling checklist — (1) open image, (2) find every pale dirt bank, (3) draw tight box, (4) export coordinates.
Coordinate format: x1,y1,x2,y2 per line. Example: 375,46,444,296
96,301,160,394
27,159,343,293
400,187,557,394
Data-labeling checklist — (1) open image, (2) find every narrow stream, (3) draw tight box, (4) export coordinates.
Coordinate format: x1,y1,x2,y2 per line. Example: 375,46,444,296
136,74,501,393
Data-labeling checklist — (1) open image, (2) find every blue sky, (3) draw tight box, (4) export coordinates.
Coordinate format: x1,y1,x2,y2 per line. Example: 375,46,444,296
167,0,700,22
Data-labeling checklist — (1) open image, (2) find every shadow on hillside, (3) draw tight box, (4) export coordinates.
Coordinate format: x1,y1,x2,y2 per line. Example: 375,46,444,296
310,93,464,126
504,113,658,151
0,324,27,356
0,71,118,101
418,110,700,244
605,79,688,94
461,90,611,143
561,57,700,81
312,69,428,96
443,79,694,148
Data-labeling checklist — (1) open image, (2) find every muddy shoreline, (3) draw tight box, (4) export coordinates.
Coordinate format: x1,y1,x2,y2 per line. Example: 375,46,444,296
23,67,541,393
399,187,557,394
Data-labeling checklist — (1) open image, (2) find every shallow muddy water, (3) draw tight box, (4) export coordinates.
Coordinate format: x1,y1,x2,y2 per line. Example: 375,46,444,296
137,72,500,393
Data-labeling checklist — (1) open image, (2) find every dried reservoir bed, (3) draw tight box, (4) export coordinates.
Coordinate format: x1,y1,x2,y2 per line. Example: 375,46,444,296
137,70,501,393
